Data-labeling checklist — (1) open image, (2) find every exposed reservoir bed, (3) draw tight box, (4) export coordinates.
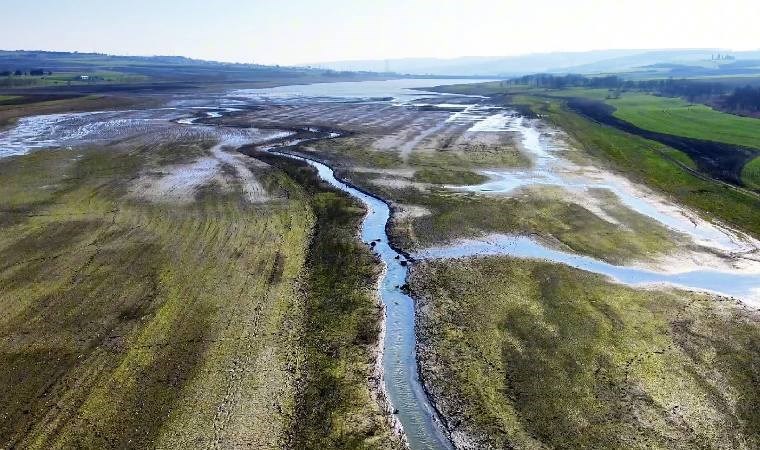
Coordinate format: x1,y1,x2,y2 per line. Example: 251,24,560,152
1,79,759,450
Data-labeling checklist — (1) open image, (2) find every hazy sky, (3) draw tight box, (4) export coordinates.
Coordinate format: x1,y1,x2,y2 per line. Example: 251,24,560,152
3,0,759,65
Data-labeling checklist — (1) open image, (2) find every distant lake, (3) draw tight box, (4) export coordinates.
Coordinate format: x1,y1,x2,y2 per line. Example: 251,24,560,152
230,78,495,103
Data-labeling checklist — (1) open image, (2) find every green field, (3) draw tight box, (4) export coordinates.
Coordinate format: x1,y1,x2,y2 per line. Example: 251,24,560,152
0,139,398,448
743,156,760,190
411,256,760,449
607,93,760,150
0,71,150,88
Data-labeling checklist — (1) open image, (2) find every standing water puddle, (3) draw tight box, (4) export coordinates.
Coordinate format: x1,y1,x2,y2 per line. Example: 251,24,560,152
453,114,759,253
416,234,760,307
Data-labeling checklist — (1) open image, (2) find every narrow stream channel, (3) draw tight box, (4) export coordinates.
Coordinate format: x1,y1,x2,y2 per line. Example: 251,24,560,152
264,149,453,450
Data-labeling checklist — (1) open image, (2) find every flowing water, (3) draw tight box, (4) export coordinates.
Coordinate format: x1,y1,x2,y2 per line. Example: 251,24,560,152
264,148,453,449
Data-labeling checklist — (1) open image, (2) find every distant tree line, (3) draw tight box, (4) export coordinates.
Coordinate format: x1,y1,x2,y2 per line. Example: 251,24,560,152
508,73,760,112
508,74,726,99
722,85,760,113
508,73,623,89
0,69,53,76
633,78,726,101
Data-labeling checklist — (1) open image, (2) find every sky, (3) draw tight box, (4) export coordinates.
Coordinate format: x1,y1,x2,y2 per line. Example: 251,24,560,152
3,0,760,65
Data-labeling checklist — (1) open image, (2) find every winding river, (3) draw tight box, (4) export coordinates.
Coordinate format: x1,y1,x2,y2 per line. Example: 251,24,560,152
265,148,453,449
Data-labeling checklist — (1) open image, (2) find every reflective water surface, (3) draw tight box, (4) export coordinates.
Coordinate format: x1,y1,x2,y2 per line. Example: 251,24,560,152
416,234,760,307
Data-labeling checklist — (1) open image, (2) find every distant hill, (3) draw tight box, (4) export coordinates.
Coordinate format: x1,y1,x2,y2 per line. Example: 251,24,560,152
309,49,760,77
0,50,391,89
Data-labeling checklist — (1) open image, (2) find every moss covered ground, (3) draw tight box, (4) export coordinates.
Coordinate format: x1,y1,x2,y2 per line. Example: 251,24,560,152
257,152,403,450
410,256,760,449
412,167,488,185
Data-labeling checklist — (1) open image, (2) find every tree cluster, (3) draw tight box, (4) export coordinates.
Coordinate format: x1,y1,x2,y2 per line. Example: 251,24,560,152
723,86,760,112
634,78,727,101
507,73,623,89
0,69,53,76
508,74,728,101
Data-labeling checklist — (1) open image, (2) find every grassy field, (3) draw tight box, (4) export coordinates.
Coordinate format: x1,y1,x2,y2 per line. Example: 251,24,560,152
606,93,760,150
0,71,150,88
743,156,760,190
410,256,760,449
0,138,398,447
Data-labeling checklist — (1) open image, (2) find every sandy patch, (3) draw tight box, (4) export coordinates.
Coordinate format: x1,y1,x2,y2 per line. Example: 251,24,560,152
351,167,417,176
130,138,270,204
369,177,427,190
394,204,432,220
